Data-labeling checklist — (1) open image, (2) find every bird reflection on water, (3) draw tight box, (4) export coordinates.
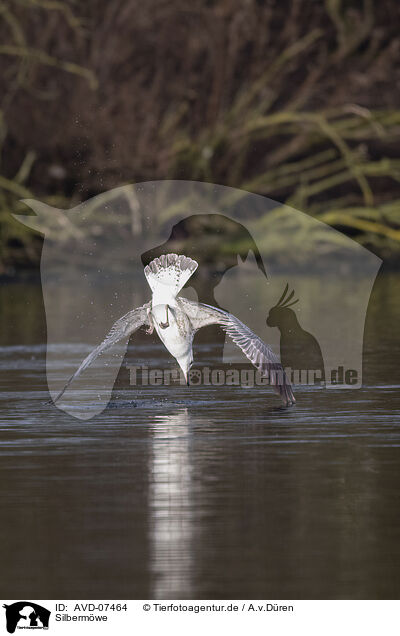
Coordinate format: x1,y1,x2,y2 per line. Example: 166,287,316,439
148,408,195,598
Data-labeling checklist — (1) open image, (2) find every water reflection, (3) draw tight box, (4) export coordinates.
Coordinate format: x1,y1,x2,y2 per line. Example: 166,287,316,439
149,409,195,598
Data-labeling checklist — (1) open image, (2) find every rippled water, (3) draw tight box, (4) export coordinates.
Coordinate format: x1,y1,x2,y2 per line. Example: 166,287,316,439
0,273,399,599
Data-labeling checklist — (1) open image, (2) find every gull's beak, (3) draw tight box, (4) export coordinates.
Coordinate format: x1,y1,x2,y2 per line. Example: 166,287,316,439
177,356,191,385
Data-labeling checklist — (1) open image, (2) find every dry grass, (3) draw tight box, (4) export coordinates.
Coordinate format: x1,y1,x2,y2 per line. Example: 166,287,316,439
0,0,400,271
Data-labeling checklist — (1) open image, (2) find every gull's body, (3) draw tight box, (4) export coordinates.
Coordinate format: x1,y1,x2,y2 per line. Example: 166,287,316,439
146,257,196,379
53,254,295,406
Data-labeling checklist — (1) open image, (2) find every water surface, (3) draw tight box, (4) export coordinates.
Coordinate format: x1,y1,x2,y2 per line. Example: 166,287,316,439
0,273,399,599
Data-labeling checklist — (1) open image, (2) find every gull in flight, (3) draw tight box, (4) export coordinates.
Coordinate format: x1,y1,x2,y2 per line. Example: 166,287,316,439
52,254,295,406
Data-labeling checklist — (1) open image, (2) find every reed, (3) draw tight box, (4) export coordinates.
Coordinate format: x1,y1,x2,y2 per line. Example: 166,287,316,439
0,0,399,272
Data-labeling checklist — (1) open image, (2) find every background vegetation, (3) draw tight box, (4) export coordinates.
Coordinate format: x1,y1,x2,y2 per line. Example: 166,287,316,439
0,0,399,273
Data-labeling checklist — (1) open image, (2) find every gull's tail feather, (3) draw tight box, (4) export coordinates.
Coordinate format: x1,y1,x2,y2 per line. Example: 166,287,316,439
144,253,198,296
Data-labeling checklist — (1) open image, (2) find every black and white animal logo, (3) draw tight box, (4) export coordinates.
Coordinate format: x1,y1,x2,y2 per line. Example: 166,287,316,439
3,602,50,633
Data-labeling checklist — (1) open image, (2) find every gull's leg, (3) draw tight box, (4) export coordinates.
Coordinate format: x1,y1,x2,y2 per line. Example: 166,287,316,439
146,309,155,334
159,304,170,330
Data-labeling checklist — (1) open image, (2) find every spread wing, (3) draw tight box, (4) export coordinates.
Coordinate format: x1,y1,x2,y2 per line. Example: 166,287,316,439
52,302,151,404
177,297,295,406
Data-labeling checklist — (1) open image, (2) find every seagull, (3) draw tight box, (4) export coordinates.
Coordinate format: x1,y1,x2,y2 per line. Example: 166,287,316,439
52,254,295,406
